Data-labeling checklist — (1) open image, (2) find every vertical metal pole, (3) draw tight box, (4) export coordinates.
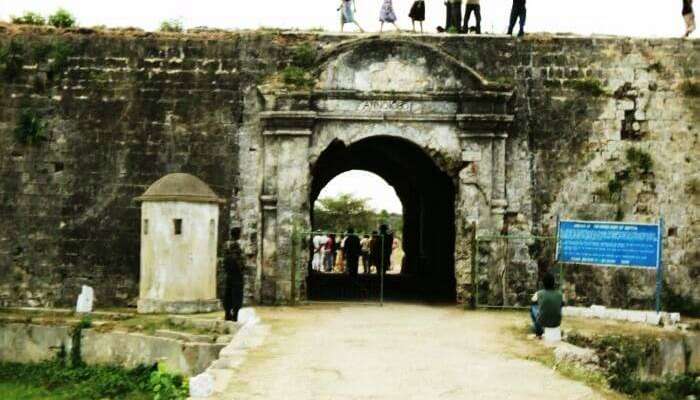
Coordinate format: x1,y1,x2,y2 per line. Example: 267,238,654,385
471,222,478,309
380,234,385,307
555,214,563,288
656,217,664,313
290,225,297,306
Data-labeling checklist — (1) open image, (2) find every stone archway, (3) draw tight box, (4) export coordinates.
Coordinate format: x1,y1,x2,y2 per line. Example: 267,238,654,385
309,136,456,301
248,38,514,304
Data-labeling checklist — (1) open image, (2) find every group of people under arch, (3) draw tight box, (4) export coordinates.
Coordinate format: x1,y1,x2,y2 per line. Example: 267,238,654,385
311,224,399,277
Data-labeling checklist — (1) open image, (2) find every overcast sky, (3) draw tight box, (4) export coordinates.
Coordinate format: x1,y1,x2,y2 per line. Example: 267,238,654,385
318,171,403,214
0,1,693,38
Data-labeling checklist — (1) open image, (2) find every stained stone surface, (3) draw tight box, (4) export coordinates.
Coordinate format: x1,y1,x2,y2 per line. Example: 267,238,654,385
0,25,697,309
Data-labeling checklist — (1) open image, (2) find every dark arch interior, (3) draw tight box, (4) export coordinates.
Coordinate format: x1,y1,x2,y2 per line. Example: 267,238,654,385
308,136,456,302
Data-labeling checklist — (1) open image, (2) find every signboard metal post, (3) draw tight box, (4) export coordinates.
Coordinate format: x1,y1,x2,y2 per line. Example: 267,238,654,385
655,217,664,313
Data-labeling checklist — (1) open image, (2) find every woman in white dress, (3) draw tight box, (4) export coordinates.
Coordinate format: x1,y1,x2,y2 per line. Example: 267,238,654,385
339,0,365,32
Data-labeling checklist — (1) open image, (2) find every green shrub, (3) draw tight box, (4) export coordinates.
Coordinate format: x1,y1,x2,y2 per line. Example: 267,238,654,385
291,43,317,70
0,41,25,81
566,78,606,97
11,12,46,26
160,19,183,33
14,109,47,145
686,178,700,195
680,80,700,97
48,8,76,29
447,26,460,34
282,66,313,88
149,364,189,400
625,147,653,174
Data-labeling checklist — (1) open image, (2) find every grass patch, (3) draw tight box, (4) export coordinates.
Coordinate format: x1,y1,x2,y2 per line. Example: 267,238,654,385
566,332,700,399
566,78,607,97
0,361,156,400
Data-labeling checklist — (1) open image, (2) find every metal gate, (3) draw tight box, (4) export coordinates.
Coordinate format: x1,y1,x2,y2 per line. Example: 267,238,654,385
473,235,561,309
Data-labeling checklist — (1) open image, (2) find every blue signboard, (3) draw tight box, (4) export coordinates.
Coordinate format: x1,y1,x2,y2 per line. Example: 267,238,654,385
556,220,661,269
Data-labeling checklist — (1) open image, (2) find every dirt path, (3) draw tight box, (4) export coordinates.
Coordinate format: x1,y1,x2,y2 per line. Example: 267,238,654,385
222,303,601,400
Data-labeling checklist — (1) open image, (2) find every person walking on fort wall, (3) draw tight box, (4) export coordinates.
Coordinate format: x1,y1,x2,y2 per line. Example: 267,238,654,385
339,0,365,33
223,228,245,322
441,0,463,32
507,0,526,37
684,0,696,37
379,0,402,33
463,0,481,34
409,0,426,33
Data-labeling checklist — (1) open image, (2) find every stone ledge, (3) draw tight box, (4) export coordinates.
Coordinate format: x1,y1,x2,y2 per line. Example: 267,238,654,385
137,299,221,315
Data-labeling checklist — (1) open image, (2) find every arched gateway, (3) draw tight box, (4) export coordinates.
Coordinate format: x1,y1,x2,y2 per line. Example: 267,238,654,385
240,38,514,304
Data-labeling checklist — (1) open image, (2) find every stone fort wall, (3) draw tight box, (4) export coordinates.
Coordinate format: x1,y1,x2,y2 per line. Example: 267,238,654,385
0,24,697,311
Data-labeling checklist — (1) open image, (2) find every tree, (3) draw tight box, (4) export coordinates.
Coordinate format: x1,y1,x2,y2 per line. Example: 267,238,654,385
313,194,403,235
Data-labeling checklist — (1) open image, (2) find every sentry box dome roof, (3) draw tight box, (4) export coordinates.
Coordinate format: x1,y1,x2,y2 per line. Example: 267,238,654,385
135,173,225,204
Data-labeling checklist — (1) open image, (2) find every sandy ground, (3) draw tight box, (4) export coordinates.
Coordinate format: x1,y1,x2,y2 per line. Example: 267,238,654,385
223,303,601,400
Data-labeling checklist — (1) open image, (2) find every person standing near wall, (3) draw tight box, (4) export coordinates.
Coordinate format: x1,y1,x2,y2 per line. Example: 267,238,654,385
463,0,481,34
380,0,402,33
312,231,328,271
360,234,372,274
325,234,336,272
339,0,365,33
223,228,245,322
409,0,426,33
684,0,696,37
343,228,362,277
507,0,526,37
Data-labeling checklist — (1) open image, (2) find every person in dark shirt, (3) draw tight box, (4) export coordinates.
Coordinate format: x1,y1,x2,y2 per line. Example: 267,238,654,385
343,228,362,277
371,224,394,274
684,0,696,37
223,228,245,322
530,272,563,338
507,0,527,37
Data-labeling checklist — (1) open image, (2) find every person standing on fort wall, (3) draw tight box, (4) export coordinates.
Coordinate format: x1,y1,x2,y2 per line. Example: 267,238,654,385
684,0,696,37
409,0,426,33
339,0,365,32
443,0,463,32
463,0,481,34
379,0,402,33
223,228,245,322
507,0,526,37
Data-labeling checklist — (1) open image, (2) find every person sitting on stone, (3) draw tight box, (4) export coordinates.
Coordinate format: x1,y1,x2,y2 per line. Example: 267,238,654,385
530,272,563,338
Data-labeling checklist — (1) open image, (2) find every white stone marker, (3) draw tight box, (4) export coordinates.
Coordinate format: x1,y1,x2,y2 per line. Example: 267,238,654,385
189,372,215,398
76,285,94,313
238,308,260,326
543,327,562,344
